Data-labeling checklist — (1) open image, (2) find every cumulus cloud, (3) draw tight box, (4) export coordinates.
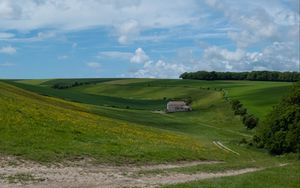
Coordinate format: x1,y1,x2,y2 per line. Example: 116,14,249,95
205,0,298,48
0,0,22,19
201,42,299,71
130,48,149,64
133,60,188,78
0,0,199,43
129,48,189,78
0,46,16,55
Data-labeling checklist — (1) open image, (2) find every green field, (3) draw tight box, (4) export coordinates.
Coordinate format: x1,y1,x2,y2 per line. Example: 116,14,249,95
0,78,298,187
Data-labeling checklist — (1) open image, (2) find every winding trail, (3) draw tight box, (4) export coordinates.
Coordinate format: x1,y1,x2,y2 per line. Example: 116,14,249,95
0,156,266,188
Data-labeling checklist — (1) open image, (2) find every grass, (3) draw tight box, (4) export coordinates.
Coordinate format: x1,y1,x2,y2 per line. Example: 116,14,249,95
163,162,300,188
5,81,166,110
0,78,297,187
0,81,226,163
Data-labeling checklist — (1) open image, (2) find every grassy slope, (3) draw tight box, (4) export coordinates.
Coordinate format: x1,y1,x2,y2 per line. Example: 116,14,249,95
0,81,226,163
66,79,291,118
163,162,300,188
5,81,166,110
1,78,297,187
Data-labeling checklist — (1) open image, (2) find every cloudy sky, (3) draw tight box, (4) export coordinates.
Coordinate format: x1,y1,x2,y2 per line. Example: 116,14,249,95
0,0,299,78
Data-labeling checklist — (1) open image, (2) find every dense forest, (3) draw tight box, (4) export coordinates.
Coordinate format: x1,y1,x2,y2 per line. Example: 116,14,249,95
180,71,300,82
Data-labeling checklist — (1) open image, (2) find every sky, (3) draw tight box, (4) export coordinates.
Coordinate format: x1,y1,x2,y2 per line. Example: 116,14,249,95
0,0,299,79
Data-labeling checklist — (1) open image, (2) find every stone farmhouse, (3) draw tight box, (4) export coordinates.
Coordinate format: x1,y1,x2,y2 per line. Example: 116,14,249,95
166,101,192,112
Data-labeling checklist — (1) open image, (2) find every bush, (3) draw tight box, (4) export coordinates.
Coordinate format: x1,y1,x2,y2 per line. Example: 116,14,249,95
231,99,242,111
243,114,259,129
235,107,247,116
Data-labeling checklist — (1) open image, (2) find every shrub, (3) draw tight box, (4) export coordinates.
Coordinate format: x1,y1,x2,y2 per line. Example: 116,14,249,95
231,99,242,111
243,114,259,129
235,107,247,116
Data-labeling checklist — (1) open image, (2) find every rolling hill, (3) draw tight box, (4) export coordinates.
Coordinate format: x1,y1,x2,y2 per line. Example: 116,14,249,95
0,78,298,187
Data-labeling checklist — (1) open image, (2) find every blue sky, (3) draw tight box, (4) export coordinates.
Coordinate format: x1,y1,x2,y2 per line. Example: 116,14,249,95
0,0,299,79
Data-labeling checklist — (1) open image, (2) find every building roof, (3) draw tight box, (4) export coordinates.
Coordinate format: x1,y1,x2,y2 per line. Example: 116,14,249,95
167,101,186,105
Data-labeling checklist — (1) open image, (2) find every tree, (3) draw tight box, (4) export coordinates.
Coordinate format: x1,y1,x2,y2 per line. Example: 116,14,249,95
254,82,300,156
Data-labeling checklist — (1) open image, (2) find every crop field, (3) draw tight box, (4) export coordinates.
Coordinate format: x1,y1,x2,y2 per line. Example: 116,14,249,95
0,78,298,187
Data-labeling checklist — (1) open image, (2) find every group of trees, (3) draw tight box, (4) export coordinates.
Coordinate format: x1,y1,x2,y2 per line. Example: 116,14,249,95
254,82,300,156
180,71,300,82
52,81,95,89
230,99,259,129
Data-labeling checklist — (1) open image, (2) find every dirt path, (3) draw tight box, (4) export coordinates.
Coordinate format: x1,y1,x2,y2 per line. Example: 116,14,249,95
213,141,240,155
0,156,262,188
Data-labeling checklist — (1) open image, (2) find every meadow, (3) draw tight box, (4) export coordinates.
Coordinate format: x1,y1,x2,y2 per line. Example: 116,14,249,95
0,78,298,187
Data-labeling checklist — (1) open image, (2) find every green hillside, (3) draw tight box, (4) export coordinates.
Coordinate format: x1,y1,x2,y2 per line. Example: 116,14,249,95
0,81,226,163
0,78,297,187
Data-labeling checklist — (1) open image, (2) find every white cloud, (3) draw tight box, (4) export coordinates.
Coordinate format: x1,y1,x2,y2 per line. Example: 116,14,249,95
204,47,245,62
0,32,15,39
133,60,188,78
0,0,199,37
87,62,101,68
98,51,132,59
205,0,298,48
129,48,189,78
130,48,149,64
201,42,299,71
0,31,57,43
0,46,16,55
0,0,22,19
117,19,140,44
57,55,69,60
0,62,15,67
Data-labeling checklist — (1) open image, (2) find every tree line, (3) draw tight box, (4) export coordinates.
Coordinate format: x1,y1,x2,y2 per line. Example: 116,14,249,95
230,99,259,130
52,81,95,89
180,71,300,82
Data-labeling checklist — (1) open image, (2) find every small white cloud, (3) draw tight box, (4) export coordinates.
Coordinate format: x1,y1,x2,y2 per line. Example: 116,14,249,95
0,32,15,39
0,46,16,55
130,48,149,64
0,62,15,67
98,51,132,59
117,20,140,44
87,62,101,68
37,32,56,40
57,55,69,60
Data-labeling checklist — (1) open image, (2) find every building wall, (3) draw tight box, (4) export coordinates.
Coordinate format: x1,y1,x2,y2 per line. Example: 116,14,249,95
167,104,191,112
